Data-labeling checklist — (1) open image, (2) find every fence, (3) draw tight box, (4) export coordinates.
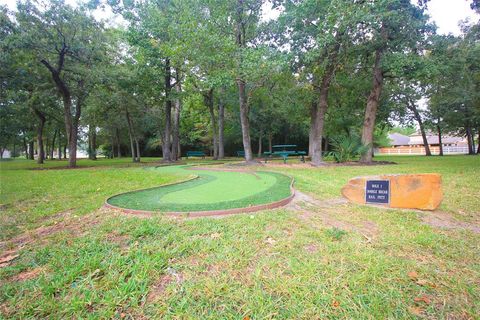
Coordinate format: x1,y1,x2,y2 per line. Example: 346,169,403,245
377,146,469,155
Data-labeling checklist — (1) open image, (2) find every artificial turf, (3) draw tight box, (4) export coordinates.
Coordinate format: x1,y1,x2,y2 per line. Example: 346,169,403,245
107,166,293,212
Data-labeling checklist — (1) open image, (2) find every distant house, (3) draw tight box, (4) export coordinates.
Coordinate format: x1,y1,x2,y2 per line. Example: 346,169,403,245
377,132,469,155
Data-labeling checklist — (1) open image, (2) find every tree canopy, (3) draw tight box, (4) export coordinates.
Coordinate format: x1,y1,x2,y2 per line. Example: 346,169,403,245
1,0,479,165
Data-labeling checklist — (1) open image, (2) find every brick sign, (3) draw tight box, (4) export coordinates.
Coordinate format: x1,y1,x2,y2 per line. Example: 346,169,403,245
365,180,390,204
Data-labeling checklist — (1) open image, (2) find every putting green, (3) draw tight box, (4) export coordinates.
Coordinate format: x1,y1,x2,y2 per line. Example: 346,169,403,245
106,165,293,213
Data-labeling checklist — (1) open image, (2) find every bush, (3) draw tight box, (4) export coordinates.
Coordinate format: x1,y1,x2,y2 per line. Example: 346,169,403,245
327,135,369,163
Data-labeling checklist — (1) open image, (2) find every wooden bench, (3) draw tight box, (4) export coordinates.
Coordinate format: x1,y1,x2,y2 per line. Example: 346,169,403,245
186,151,206,159
236,150,245,157
264,145,306,164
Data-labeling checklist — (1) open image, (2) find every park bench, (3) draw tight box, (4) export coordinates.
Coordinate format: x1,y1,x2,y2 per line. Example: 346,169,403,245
186,151,206,159
236,150,245,157
264,144,307,164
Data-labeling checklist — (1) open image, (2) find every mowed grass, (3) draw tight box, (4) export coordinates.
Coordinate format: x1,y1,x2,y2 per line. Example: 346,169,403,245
107,166,292,212
0,155,479,319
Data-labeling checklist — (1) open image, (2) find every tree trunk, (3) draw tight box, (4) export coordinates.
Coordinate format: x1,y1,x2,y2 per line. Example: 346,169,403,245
466,126,475,155
115,128,121,158
58,140,62,160
217,90,225,159
205,89,218,160
268,133,273,153
88,125,97,160
409,102,431,156
257,131,263,157
360,47,384,163
477,129,480,154
45,136,50,160
235,0,254,163
437,124,443,156
51,129,57,160
135,139,141,162
171,68,182,161
63,143,67,159
125,108,137,163
308,100,316,157
28,140,34,160
311,65,337,165
162,58,173,162
22,136,28,159
34,109,46,164
237,79,254,162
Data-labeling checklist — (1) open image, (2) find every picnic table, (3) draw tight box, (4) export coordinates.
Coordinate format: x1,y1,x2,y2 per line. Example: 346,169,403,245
264,144,307,164
186,151,206,159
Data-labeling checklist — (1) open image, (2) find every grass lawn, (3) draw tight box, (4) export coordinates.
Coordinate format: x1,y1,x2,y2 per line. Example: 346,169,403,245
0,155,479,319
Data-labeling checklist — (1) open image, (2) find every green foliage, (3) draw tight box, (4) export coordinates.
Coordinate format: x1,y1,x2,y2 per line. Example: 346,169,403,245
327,135,369,163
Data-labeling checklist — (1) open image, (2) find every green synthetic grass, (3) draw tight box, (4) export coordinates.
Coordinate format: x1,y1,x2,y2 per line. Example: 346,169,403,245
0,155,479,319
107,166,292,212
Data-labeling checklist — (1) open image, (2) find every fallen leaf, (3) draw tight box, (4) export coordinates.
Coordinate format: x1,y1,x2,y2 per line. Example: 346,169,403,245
407,271,418,280
243,317,251,320
414,295,431,304
332,300,340,308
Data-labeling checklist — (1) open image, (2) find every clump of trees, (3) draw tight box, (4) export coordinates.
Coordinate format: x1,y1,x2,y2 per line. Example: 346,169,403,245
1,0,478,166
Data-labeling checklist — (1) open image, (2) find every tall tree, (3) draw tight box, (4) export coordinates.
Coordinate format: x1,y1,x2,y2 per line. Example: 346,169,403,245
16,0,107,167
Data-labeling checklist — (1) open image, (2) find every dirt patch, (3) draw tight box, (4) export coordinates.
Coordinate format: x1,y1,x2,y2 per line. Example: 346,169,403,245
146,268,184,303
288,191,379,241
8,267,44,282
421,211,480,234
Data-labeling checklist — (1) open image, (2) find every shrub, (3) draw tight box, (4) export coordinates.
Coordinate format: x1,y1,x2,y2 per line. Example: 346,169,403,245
327,135,369,163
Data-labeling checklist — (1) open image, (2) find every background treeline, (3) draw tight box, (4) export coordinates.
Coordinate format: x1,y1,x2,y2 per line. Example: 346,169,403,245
1,0,479,167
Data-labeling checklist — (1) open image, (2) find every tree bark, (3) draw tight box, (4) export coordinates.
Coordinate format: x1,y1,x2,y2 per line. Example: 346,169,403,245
33,108,46,164
41,56,81,168
217,89,225,159
22,136,28,159
28,140,34,160
50,129,57,160
88,126,97,160
162,58,173,162
135,139,141,162
268,133,273,153
308,100,316,157
257,131,263,157
115,128,121,158
477,129,480,154
235,0,254,162
466,126,475,155
408,102,431,156
437,123,443,156
204,89,218,160
58,140,62,160
125,108,138,162
237,79,254,162
360,47,384,163
171,68,182,161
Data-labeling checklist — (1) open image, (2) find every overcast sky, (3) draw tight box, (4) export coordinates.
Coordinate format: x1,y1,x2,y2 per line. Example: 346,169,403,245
3,0,479,35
